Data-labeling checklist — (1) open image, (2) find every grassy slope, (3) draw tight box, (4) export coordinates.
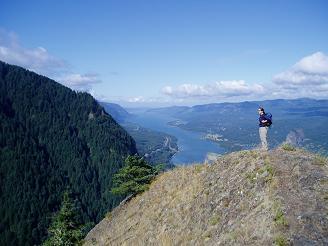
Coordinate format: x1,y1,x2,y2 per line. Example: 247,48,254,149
84,148,328,245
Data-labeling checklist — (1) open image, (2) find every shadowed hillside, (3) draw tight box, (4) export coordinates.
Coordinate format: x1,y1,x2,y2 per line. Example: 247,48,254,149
85,147,328,245
0,61,137,245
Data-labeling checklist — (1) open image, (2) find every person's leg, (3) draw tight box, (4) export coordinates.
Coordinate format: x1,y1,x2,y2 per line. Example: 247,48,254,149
259,127,268,150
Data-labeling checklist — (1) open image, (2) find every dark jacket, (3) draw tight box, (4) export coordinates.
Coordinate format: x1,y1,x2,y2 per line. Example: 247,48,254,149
259,114,268,127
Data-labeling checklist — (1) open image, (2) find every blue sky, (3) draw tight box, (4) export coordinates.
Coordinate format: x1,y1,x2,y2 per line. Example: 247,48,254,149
1,0,328,106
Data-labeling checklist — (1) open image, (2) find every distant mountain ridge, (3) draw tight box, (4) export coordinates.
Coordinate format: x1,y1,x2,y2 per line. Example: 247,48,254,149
146,98,328,154
99,102,131,123
0,61,137,245
148,98,328,116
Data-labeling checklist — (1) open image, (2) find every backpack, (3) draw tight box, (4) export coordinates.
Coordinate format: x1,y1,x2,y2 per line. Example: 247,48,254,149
264,112,272,126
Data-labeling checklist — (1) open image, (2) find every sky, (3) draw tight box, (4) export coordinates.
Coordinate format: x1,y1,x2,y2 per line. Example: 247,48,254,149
1,0,328,107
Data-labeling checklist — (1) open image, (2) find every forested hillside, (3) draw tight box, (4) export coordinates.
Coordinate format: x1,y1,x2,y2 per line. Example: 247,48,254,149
0,61,137,245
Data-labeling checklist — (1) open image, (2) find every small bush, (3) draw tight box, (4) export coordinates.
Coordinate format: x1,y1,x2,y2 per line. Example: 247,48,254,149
105,212,112,220
209,215,220,226
194,165,203,173
250,150,259,158
246,164,274,184
246,171,257,183
274,207,288,227
264,164,274,183
274,235,288,246
111,155,158,196
281,143,296,151
203,231,212,240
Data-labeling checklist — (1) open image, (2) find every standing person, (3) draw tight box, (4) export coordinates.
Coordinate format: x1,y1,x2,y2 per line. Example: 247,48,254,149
258,107,271,151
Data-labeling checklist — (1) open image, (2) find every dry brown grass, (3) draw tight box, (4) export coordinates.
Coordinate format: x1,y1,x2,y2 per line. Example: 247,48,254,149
84,149,328,246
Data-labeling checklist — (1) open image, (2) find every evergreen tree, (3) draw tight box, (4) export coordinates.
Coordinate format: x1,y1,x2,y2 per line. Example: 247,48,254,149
111,155,158,196
43,192,82,246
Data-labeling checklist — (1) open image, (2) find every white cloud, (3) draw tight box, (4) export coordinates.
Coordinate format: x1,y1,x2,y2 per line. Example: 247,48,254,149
272,52,328,98
0,29,67,76
59,73,101,91
108,52,328,104
0,29,101,92
162,80,265,100
161,52,328,103
61,73,100,86
127,96,146,103
293,51,328,75
126,96,171,104
273,52,328,86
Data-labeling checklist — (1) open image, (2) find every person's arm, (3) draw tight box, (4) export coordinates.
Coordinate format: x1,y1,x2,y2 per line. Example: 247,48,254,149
260,115,267,123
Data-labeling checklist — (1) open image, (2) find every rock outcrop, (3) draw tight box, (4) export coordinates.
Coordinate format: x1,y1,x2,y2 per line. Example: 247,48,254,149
84,148,328,245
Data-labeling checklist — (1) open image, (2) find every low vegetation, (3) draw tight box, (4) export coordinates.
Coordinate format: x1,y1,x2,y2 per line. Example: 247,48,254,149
209,215,220,226
245,161,275,184
273,206,288,228
85,148,328,245
314,154,327,166
274,235,288,246
281,143,296,151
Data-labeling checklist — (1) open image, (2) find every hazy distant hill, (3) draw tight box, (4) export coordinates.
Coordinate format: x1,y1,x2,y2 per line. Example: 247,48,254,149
85,147,328,245
0,61,137,245
148,99,328,154
99,102,131,123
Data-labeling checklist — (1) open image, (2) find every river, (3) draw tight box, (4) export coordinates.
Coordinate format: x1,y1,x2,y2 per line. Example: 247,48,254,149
126,108,226,165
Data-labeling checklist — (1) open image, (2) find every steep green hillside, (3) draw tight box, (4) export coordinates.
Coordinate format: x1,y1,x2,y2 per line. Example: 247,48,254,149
0,61,137,245
85,147,328,245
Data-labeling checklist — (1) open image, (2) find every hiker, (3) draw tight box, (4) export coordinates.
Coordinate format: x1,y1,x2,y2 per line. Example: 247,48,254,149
258,107,272,151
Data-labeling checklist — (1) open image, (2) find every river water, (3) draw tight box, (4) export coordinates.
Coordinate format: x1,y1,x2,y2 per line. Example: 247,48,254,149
126,109,226,165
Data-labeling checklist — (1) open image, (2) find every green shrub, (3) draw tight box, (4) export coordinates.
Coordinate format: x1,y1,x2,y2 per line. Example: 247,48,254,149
281,143,296,151
194,165,203,173
105,212,112,220
274,235,288,246
209,215,220,225
111,155,158,196
274,207,288,227
263,164,274,182
246,171,257,183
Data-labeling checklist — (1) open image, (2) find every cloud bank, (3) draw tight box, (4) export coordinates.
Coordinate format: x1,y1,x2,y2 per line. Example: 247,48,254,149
59,73,101,91
162,52,328,102
162,80,265,101
272,52,328,98
0,29,100,92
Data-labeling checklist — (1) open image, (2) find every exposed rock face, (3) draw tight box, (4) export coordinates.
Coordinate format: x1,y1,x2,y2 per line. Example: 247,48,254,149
84,148,328,245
